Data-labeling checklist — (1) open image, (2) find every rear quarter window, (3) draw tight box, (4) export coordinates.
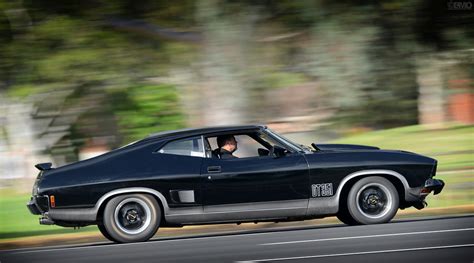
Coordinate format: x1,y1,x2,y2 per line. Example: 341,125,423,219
157,137,204,157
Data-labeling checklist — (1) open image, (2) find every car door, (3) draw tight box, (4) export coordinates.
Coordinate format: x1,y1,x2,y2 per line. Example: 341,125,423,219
200,134,310,221
151,136,204,209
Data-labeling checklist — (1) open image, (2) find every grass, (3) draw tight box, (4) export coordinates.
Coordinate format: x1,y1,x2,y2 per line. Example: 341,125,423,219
424,170,473,207
331,123,474,208
331,123,473,171
0,123,472,240
0,188,96,239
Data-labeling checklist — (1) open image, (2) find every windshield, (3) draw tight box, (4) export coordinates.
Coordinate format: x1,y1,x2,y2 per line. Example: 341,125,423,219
264,128,305,152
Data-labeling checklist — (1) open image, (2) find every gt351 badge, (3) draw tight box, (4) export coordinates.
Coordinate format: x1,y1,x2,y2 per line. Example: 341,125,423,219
312,183,334,197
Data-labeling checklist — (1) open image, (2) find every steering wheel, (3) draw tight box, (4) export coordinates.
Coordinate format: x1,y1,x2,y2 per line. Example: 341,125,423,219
268,145,275,157
269,145,289,157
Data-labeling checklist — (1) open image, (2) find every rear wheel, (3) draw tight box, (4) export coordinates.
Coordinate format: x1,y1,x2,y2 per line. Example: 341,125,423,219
102,193,161,243
346,176,399,224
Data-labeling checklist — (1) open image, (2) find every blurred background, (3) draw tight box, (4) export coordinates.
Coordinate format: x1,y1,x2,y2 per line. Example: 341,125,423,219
0,0,472,248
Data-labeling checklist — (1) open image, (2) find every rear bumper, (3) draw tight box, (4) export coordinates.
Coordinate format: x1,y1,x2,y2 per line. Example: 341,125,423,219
27,194,98,225
26,195,49,215
27,196,58,225
27,199,41,215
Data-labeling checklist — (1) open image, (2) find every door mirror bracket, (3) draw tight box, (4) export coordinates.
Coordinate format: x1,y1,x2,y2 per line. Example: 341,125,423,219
272,145,287,158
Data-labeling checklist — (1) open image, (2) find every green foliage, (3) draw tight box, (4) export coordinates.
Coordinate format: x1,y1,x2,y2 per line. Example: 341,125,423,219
2,14,185,148
0,190,95,239
110,85,185,143
1,0,473,145
6,84,51,98
260,72,307,90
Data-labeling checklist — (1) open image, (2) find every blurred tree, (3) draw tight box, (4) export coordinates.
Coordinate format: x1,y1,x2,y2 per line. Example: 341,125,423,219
360,1,420,128
0,7,187,158
109,85,185,143
0,0,472,155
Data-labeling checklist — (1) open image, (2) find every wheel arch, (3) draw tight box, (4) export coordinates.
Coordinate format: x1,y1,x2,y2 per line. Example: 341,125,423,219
95,187,169,223
336,170,408,209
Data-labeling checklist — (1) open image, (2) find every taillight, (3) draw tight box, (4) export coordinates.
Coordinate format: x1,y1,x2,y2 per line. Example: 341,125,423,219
50,195,56,208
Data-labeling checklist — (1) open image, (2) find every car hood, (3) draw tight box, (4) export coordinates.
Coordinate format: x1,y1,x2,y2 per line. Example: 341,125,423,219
313,143,380,151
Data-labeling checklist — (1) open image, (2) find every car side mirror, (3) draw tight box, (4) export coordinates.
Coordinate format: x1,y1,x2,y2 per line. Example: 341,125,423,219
258,148,270,156
272,145,287,158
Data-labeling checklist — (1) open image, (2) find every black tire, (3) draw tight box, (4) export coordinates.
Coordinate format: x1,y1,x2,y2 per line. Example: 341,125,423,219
336,206,359,226
346,176,399,225
102,194,161,243
97,223,114,242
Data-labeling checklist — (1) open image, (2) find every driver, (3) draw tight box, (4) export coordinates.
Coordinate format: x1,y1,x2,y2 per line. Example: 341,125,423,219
213,135,238,159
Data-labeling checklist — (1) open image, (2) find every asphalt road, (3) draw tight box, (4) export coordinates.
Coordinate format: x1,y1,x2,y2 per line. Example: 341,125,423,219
1,215,473,263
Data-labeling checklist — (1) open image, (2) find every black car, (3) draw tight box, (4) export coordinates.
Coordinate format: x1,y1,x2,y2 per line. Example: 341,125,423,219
27,125,444,243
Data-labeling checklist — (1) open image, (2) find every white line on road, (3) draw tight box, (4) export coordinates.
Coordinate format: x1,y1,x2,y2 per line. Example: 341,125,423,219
7,223,474,255
8,226,331,255
237,243,474,262
9,225,336,254
260,227,474,246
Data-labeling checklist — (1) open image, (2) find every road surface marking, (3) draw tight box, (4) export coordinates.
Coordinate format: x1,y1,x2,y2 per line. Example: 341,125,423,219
260,227,474,246
237,243,474,262
8,223,474,255
9,227,326,255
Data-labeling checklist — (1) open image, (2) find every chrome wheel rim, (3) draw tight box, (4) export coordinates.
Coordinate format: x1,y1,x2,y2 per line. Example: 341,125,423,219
356,183,392,219
114,198,151,235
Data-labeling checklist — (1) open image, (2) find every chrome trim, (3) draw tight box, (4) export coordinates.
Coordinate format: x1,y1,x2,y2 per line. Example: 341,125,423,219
264,128,302,153
47,170,417,223
48,207,97,221
201,135,206,157
166,199,308,224
95,187,170,214
335,169,411,203
177,190,195,203
48,195,307,224
48,187,170,222
308,169,416,216
114,197,152,235
204,199,306,213
306,196,338,216
355,182,393,219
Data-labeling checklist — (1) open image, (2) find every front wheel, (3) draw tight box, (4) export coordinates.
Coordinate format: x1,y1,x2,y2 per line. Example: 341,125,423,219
346,176,399,225
336,207,359,225
97,223,114,241
102,193,161,243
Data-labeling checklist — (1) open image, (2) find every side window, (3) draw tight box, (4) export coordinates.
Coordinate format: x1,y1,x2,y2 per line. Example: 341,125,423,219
257,132,289,151
158,137,204,157
207,134,266,159
233,135,263,158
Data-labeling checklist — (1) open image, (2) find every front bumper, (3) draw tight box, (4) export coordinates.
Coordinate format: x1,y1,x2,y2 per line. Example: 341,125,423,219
421,178,445,196
409,178,445,210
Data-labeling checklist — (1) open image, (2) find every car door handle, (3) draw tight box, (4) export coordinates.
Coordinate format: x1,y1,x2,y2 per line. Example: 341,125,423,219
207,166,221,173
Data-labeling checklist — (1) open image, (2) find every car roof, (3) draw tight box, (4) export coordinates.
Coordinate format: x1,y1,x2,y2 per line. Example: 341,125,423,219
146,124,266,141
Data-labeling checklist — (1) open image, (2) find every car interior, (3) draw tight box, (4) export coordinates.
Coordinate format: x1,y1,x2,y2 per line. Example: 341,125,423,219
204,132,289,159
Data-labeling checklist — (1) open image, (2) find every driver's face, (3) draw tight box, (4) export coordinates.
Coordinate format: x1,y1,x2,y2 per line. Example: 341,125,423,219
228,137,238,152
